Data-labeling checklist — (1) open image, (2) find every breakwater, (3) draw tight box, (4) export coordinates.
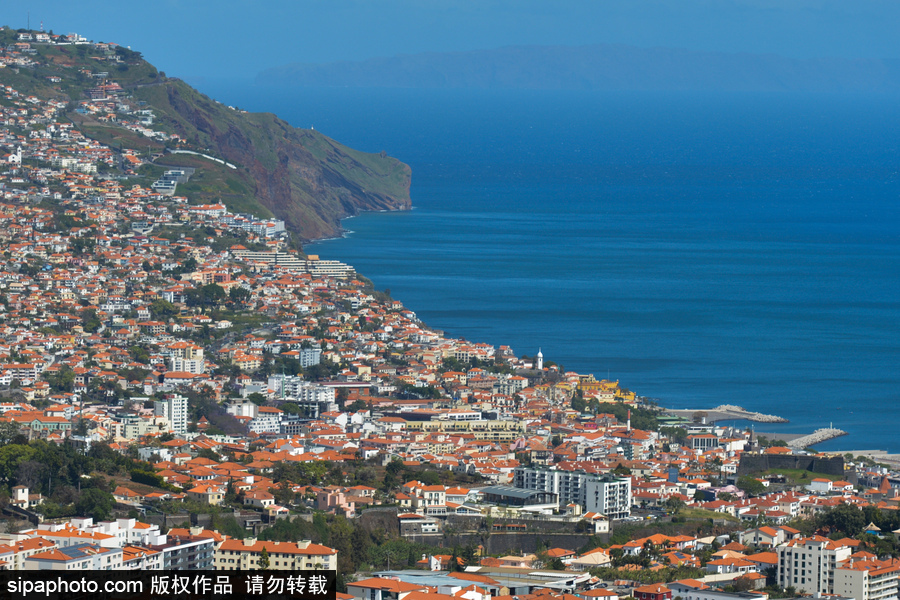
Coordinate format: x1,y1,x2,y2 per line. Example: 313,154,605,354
712,405,789,423
665,405,789,424
787,428,848,449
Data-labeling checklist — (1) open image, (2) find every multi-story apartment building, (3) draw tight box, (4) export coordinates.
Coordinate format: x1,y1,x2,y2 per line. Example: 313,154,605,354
214,538,336,571
153,393,188,434
834,558,900,600
122,545,164,570
0,538,58,570
584,475,633,519
777,536,853,594
404,418,524,442
268,376,335,403
513,467,632,519
151,533,217,570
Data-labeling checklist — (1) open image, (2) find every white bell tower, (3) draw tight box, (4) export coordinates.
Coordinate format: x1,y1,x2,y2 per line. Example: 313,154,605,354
536,348,543,370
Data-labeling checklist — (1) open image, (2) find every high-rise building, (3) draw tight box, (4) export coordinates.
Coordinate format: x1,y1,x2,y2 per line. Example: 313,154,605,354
154,394,188,434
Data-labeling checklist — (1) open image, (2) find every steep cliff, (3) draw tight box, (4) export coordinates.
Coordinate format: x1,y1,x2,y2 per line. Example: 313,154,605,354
134,80,411,240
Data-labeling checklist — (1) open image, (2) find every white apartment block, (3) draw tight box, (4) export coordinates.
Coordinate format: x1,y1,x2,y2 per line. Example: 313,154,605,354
154,394,188,434
835,558,900,600
169,356,205,374
248,407,284,434
777,536,853,594
268,376,335,403
513,466,632,519
584,476,633,519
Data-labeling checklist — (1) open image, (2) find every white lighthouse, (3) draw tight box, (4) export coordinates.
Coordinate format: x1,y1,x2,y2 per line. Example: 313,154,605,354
536,348,543,371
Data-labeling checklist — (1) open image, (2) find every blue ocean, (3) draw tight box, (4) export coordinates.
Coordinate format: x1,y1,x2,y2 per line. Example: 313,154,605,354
198,83,900,452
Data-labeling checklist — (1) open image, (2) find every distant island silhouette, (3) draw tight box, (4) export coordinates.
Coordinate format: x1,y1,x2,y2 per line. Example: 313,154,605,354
257,43,900,92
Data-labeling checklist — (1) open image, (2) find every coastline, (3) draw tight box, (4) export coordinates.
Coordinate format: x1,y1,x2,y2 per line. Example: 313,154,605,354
306,206,416,245
310,211,859,453
841,450,900,468
285,89,900,454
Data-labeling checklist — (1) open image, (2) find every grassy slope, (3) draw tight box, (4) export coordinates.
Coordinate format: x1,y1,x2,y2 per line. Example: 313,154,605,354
158,153,272,217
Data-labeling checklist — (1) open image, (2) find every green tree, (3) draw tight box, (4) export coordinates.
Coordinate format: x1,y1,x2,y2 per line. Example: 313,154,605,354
45,366,75,392
0,444,37,482
185,283,227,310
383,458,402,492
229,286,251,307
547,557,565,570
247,392,267,406
666,496,686,514
0,422,23,446
660,426,688,447
80,309,102,333
149,299,178,320
737,475,766,497
818,503,866,537
351,525,371,570
273,480,294,506
330,517,355,573
571,388,587,412
180,256,198,273
128,345,151,363
259,546,270,570
74,488,115,521
613,464,632,476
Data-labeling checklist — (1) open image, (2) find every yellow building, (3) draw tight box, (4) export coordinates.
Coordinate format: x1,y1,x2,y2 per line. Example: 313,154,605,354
404,419,524,442
577,376,636,401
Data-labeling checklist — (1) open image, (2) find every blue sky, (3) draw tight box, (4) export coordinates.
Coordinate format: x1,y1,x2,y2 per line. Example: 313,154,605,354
5,0,900,79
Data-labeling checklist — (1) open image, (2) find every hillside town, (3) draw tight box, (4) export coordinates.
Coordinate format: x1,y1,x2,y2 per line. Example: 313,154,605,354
5,24,900,600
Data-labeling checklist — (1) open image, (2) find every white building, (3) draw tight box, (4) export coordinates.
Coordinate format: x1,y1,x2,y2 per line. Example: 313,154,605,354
154,394,188,434
583,475,633,519
513,467,632,519
248,406,284,434
777,536,853,594
169,356,204,374
24,543,123,570
834,558,900,600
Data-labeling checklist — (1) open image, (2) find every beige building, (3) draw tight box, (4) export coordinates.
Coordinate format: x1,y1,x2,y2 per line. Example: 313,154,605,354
186,483,226,505
405,418,524,442
215,538,336,571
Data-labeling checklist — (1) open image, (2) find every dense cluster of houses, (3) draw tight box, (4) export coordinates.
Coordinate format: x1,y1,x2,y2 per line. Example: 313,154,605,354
6,27,900,595
0,510,335,570
346,522,900,600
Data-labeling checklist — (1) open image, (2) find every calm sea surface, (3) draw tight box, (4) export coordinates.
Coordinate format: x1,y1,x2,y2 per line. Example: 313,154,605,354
197,83,900,451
